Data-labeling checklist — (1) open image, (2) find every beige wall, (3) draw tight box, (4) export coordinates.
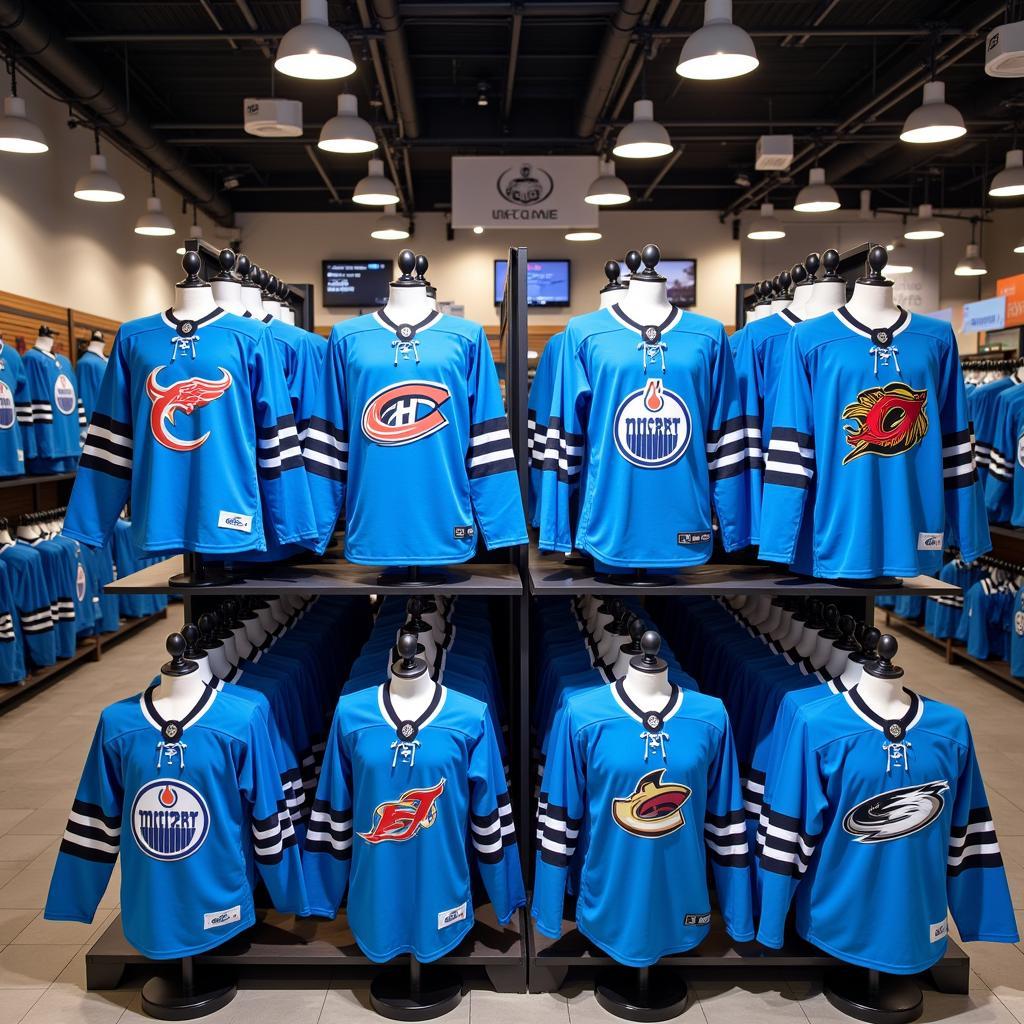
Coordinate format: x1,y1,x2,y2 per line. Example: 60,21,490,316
235,209,740,330
0,75,220,324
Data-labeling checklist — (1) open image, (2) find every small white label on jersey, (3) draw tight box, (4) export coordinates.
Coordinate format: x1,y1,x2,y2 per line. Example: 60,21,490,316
930,919,948,943
218,510,252,533
16,449,22,462
437,902,467,930
204,905,241,930
918,532,943,551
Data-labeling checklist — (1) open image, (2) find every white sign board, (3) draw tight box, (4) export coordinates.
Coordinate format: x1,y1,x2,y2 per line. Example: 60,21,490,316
451,156,599,229
961,295,1006,334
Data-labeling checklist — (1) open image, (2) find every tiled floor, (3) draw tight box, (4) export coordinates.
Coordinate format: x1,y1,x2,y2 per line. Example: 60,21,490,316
0,611,1021,1022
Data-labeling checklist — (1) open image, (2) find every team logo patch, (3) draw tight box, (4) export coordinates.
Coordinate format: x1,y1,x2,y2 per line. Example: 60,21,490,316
131,779,210,861
1017,432,1024,470
0,381,14,430
841,382,928,465
1015,609,1024,637
76,564,87,603
613,379,691,469
361,381,451,446
612,768,692,838
842,780,949,844
359,778,445,844
146,366,232,452
54,373,77,416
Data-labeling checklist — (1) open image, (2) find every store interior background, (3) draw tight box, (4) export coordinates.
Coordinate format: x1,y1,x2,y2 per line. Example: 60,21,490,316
3,70,1017,344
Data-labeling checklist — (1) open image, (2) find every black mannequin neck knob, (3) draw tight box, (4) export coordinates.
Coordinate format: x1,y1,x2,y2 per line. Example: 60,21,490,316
861,626,881,660
392,630,427,679
791,263,808,287
805,252,820,283
779,269,792,296
859,244,891,286
641,243,660,270
236,254,252,284
257,268,271,294
415,254,429,280
213,248,236,282
181,623,204,659
394,248,419,287
624,250,642,276
277,280,289,302
822,248,840,280
162,632,198,677
178,250,204,289
630,629,668,674
268,274,280,296
865,634,903,679
772,275,781,296
602,260,625,292
759,279,772,303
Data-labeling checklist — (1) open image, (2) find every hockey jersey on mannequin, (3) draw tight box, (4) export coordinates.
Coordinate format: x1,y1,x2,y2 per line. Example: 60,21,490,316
757,686,1018,973
536,305,762,568
23,346,85,474
303,680,525,963
63,309,317,555
533,681,754,965
75,349,108,425
302,311,527,564
760,308,990,578
0,341,31,477
45,683,308,959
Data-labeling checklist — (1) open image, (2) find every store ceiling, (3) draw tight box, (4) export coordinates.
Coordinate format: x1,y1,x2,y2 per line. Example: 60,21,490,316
7,0,1024,224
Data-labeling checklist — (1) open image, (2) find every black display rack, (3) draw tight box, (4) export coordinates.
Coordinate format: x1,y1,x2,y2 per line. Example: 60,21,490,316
84,245,972,1014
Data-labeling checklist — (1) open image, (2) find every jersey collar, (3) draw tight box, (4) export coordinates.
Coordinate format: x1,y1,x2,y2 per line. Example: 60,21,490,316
834,305,911,340
779,308,802,325
611,677,682,725
140,681,218,733
160,307,227,331
608,303,682,337
373,309,442,336
378,679,447,733
843,685,923,735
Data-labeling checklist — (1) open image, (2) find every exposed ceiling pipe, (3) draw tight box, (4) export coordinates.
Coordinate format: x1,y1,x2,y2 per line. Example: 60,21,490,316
198,0,237,50
577,0,648,138
503,6,523,121
232,0,272,59
371,0,420,139
305,145,342,204
0,0,233,224
640,145,684,200
355,0,396,123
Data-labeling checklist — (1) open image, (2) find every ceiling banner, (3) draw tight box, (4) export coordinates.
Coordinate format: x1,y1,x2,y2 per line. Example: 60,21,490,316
451,156,600,229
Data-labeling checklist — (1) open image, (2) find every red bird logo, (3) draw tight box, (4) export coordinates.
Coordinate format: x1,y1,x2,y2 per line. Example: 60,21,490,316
842,382,928,465
146,366,232,452
359,779,445,844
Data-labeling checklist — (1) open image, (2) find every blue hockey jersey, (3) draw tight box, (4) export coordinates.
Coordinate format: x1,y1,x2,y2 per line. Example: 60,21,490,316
0,562,24,684
45,683,308,959
0,541,56,668
527,331,564,527
75,349,108,425
303,681,525,962
536,305,762,568
533,681,754,965
64,309,317,555
302,311,527,564
757,687,1018,972
0,341,30,477
760,308,990,578
23,346,85,473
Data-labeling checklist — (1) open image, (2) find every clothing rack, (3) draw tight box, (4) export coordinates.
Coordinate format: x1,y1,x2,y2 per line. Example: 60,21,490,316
961,356,1024,371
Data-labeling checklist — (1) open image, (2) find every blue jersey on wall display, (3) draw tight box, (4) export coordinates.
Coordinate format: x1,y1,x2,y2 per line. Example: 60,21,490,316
0,341,31,477
75,349,108,425
23,346,85,474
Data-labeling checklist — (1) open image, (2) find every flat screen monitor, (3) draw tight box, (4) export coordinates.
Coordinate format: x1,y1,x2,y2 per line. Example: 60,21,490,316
322,259,393,308
494,259,571,307
618,258,697,308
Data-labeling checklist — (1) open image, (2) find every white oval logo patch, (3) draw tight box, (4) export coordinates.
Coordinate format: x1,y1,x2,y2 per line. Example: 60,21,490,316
131,779,210,861
613,380,691,469
0,381,14,430
54,373,76,416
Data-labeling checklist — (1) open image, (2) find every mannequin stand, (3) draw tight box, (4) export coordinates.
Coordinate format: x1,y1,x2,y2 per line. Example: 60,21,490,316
169,552,231,588
376,565,468,587
595,966,690,1022
595,568,675,588
141,956,236,1020
369,956,463,1021
824,968,923,1024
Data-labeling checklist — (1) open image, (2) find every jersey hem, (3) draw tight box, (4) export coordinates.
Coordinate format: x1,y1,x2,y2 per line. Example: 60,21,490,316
123,910,259,960
578,539,712,569
482,535,528,551
956,931,1021,943
353,917,475,964
801,928,945,975
343,548,476,567
576,917,712,967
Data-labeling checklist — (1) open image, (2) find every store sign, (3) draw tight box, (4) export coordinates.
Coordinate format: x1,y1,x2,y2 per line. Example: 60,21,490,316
997,273,1024,327
451,156,599,229
962,296,1006,333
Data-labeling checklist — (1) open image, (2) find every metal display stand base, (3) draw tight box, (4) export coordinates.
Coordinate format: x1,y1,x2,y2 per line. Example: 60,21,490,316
824,969,923,1024
369,961,464,1021
594,967,690,1022
594,569,677,588
140,959,236,1021
375,565,471,588
168,554,231,589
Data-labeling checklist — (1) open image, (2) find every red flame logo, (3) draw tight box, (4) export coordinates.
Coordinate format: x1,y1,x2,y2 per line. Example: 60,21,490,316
359,779,445,844
644,379,664,413
146,366,233,452
159,785,177,807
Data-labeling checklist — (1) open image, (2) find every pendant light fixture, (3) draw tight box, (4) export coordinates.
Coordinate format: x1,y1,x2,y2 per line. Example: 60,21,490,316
900,81,965,144
0,56,47,154
1014,240,1024,254
675,0,758,81
134,174,175,236
176,206,203,255
904,203,944,240
73,130,125,203
886,241,913,275
275,0,356,80
585,160,630,205
613,100,673,159
564,229,603,242
955,218,987,276
858,189,873,220
989,149,1024,197
370,205,410,240
352,158,399,205
793,166,840,213
746,202,785,240
318,94,378,154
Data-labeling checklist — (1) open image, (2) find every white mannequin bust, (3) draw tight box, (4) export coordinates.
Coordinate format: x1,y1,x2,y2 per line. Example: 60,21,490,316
0,521,13,546
263,296,283,320
180,626,215,687
389,636,438,721
210,277,245,316
741,595,771,626
172,284,217,321
825,639,853,681
230,622,255,661
774,608,804,648
769,280,790,314
203,636,232,681
786,267,814,319
759,600,785,636
34,329,54,353
86,337,106,359
17,519,41,542
382,281,435,324
238,257,267,318
600,287,625,310
151,636,210,720
805,251,846,317
620,275,674,325
768,606,796,643
264,597,290,629
853,637,911,720
621,635,673,709
843,281,900,330
241,608,269,647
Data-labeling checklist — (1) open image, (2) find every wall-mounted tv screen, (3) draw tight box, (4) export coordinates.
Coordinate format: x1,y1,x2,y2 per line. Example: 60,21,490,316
323,259,393,308
494,259,571,307
618,258,697,308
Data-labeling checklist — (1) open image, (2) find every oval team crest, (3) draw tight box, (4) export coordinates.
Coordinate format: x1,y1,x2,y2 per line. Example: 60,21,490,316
613,379,691,469
130,779,210,861
0,381,14,430
612,769,692,838
361,380,452,446
54,373,77,416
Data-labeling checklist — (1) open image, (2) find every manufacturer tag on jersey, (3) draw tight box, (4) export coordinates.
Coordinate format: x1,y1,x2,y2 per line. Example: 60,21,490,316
16,449,22,462
438,902,467,929
918,532,943,551
677,531,712,545
453,525,475,540
684,912,712,926
204,905,241,930
930,919,948,942
218,510,253,533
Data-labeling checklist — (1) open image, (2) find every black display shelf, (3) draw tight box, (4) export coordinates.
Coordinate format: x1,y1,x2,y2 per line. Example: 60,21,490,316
105,555,523,597
0,471,76,490
86,906,527,995
529,546,958,597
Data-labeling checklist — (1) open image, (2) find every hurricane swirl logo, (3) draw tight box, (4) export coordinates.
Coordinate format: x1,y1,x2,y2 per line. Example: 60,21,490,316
841,382,928,465
146,366,232,452
0,381,14,430
54,374,77,416
612,769,692,838
131,779,210,861
359,779,445,844
842,780,948,844
361,381,451,446
613,379,691,469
